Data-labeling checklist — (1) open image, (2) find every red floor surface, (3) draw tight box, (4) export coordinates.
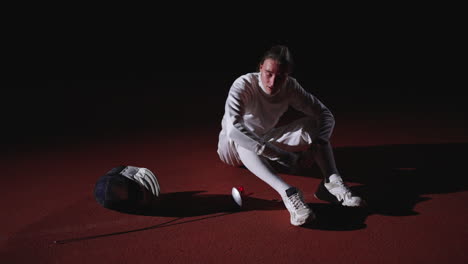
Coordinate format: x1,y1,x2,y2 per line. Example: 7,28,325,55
2,107,468,263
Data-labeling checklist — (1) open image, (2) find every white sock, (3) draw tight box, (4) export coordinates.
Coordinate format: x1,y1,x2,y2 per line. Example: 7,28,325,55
237,145,291,198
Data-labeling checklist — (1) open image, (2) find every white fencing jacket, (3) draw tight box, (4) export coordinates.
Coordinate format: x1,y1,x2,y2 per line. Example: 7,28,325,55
219,72,335,160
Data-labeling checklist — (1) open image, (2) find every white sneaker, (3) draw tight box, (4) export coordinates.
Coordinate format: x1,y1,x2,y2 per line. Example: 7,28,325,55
283,187,315,226
314,174,365,207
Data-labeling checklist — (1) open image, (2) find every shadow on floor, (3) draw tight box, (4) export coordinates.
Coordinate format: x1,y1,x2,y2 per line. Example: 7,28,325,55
110,191,284,217
99,143,468,231
289,142,468,214
284,142,467,230
303,203,370,231
335,142,467,216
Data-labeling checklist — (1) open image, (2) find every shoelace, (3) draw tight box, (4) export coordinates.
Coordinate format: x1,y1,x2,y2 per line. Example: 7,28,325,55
289,193,307,209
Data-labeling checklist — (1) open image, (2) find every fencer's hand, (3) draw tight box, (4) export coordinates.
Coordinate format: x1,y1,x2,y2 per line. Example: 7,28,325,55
276,151,299,169
261,142,299,169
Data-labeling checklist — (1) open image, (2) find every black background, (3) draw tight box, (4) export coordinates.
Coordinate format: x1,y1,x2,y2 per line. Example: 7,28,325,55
5,9,464,151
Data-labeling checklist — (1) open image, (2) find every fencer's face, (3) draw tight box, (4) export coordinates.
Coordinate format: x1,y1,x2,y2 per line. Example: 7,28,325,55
260,58,288,95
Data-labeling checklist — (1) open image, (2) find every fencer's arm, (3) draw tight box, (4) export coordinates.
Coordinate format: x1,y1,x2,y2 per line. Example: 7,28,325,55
225,80,296,164
289,81,335,142
225,92,265,155
228,113,298,167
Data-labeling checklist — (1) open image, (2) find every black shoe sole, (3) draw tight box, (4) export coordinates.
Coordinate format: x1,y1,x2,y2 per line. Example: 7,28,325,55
314,180,341,204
